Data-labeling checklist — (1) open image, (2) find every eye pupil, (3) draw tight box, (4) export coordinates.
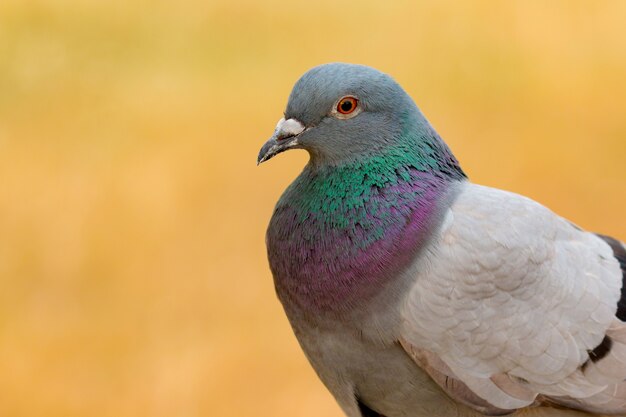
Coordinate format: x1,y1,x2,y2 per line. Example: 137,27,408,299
337,97,358,115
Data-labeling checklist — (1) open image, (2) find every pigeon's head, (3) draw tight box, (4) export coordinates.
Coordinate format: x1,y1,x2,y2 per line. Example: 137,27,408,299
257,63,418,166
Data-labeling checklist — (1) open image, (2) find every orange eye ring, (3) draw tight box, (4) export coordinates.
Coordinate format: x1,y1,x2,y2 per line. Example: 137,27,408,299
337,96,358,115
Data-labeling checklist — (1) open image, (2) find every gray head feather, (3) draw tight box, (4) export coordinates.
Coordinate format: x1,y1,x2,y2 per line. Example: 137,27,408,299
258,63,462,177
282,63,424,164
286,63,411,126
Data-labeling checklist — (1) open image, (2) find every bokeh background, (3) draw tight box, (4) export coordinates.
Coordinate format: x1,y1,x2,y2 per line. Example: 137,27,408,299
0,1,624,416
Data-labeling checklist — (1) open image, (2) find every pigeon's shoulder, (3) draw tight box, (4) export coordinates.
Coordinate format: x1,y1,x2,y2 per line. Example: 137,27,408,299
398,182,626,414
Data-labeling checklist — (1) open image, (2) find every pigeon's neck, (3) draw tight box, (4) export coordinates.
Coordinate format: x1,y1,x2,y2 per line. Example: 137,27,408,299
267,147,464,318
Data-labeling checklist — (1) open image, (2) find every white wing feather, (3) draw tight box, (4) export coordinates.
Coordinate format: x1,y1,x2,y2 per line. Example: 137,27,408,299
400,183,625,413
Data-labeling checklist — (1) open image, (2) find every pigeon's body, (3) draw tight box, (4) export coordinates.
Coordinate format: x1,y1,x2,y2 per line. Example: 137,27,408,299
258,63,626,417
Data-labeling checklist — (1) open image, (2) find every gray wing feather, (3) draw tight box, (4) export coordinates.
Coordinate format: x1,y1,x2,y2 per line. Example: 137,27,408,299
399,183,626,415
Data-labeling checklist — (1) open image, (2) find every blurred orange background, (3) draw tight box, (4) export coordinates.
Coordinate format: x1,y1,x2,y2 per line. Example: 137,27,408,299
0,1,624,416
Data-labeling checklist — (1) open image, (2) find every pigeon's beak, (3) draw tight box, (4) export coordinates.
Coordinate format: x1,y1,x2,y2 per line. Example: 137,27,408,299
257,118,305,165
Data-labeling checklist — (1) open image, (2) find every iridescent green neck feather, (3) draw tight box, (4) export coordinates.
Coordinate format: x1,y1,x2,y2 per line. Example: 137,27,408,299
267,120,465,316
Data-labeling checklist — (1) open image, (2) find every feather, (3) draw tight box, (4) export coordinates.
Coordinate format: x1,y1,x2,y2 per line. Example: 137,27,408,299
399,183,626,414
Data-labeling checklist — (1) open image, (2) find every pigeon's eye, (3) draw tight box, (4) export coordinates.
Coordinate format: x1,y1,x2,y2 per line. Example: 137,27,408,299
337,97,358,115
332,96,361,120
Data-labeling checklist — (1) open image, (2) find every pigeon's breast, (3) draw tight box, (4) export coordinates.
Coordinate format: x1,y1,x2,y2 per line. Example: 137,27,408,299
266,170,452,316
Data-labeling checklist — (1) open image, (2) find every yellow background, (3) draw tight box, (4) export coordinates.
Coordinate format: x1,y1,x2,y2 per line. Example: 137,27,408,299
0,1,624,416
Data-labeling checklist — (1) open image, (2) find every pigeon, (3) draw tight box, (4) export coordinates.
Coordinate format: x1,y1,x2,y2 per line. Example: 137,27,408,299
257,63,626,417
